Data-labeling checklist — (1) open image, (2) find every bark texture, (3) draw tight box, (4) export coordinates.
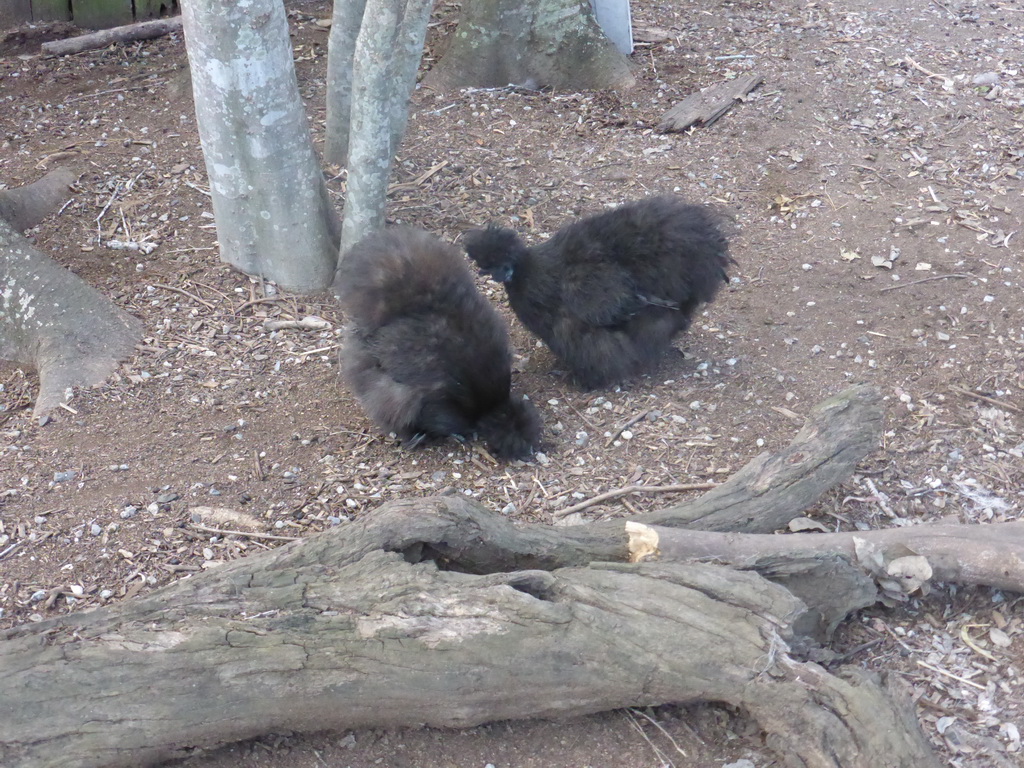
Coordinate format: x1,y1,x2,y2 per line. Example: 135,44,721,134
324,0,369,167
181,0,340,293
426,0,636,92
0,168,77,232
0,170,141,418
0,385,946,768
334,0,435,261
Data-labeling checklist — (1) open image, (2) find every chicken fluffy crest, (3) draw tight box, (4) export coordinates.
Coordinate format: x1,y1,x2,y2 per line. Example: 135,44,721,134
463,196,733,389
336,226,541,460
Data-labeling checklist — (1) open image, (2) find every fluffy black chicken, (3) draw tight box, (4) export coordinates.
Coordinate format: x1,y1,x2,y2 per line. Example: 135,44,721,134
463,196,733,389
336,226,541,460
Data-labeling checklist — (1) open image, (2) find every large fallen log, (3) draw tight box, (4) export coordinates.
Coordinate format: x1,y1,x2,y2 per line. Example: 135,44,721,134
0,514,938,768
0,385,950,768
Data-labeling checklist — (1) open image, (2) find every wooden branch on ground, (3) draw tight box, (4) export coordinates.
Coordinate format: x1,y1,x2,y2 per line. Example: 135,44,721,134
646,520,1024,594
41,17,183,57
626,518,1024,638
657,73,762,132
634,384,884,533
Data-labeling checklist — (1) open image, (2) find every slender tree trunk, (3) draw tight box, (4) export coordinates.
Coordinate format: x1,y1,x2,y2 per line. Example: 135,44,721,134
181,0,340,293
336,0,402,259
426,0,636,92
0,170,142,419
324,0,369,167
332,0,435,265
326,0,432,167
386,0,434,156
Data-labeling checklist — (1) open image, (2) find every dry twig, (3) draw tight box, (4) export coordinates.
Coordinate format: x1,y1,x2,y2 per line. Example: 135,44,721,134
950,386,1022,414
152,283,218,311
190,523,299,542
553,482,717,518
606,410,650,447
879,274,972,292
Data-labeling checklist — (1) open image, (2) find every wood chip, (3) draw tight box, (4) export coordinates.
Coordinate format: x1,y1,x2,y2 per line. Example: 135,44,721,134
657,74,762,133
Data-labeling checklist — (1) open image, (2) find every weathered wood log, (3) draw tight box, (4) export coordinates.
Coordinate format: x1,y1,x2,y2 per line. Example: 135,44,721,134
0,501,938,768
0,385,948,767
40,16,183,56
656,73,762,132
635,384,884,532
0,172,142,418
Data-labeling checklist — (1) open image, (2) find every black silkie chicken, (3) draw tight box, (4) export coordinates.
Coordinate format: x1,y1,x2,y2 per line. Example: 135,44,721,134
463,196,733,389
336,226,541,460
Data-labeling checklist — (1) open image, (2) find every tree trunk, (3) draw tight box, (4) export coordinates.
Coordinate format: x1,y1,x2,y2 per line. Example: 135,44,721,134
333,0,435,262
0,170,142,419
0,385,945,768
385,0,434,160
181,0,340,293
325,0,431,169
425,0,636,92
324,0,369,167
336,0,403,258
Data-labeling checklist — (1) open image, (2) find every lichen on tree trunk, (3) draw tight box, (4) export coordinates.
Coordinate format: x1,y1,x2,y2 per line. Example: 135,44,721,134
426,0,636,92
181,0,340,293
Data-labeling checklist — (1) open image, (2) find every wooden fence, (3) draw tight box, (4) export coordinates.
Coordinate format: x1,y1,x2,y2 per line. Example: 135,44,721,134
2,0,179,30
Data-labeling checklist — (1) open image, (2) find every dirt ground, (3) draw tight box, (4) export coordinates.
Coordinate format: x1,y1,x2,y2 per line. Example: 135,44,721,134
2,0,1023,765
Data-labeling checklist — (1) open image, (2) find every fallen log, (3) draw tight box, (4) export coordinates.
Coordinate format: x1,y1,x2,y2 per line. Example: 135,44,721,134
0,511,938,768
0,385,944,768
41,16,183,57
